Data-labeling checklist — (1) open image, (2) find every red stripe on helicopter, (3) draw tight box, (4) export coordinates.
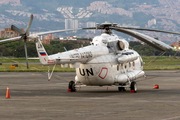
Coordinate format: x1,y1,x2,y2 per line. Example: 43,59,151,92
47,59,55,63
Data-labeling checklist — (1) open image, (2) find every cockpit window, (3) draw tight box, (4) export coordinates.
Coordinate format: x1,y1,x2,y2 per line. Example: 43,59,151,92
102,39,107,44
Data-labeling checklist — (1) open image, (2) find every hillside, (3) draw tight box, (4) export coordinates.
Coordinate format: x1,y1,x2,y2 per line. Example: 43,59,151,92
0,0,180,43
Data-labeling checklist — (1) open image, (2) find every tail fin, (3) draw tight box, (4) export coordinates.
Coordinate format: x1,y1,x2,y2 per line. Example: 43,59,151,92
35,39,49,65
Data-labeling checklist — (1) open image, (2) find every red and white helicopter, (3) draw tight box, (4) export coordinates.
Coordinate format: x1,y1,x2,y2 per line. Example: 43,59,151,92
0,14,179,92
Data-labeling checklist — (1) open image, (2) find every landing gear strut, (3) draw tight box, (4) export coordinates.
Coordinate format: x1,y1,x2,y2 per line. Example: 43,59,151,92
130,81,137,93
118,87,126,91
68,81,76,92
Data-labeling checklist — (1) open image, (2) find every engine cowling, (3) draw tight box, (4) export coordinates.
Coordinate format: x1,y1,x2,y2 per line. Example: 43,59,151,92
118,39,129,50
118,52,139,64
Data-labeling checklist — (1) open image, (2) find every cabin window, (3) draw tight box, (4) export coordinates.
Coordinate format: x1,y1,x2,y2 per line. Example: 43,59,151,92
121,64,123,69
117,64,119,71
140,57,143,66
102,39,107,44
133,62,135,66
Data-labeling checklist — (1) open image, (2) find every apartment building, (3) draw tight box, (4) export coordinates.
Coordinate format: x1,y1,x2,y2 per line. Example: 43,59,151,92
0,28,24,38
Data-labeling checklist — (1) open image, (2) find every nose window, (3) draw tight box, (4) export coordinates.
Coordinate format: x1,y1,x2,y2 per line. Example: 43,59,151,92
102,39,107,44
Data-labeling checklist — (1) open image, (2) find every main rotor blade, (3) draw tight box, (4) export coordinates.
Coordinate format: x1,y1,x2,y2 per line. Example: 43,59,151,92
82,27,97,30
24,41,29,69
34,28,82,36
11,25,23,35
26,14,34,34
111,27,172,51
0,39,22,45
0,36,21,43
119,27,180,35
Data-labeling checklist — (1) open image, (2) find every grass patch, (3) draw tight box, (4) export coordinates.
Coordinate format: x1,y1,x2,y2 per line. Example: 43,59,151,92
0,58,39,63
142,56,180,70
143,66,180,70
142,56,180,66
0,64,75,72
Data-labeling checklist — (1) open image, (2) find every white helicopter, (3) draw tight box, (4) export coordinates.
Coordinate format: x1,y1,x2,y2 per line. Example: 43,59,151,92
0,14,179,93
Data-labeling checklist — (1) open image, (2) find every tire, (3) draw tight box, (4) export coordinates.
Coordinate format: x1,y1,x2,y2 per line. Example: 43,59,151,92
68,81,76,92
130,81,137,93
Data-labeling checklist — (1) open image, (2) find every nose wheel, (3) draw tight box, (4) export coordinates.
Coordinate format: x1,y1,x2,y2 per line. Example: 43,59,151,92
68,81,76,92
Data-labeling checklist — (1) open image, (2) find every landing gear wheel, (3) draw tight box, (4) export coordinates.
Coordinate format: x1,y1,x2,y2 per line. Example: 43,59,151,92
118,87,126,91
68,81,76,92
130,81,137,93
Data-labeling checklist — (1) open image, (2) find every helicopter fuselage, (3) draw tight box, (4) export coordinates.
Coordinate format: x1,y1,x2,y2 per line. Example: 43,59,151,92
76,49,143,86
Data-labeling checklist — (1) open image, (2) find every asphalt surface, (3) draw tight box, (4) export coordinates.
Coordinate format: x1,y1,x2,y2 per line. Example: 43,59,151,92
0,70,180,120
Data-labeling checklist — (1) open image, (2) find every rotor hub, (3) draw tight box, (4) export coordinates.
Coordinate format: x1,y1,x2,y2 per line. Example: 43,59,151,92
97,21,118,34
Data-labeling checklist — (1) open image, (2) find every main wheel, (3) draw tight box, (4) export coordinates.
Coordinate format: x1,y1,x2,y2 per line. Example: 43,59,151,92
68,81,76,92
130,81,137,93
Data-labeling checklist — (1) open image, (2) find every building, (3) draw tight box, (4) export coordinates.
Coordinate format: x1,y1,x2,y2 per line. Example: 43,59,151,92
73,20,78,30
42,34,56,44
169,41,180,50
133,38,144,44
148,19,156,27
59,40,90,44
65,19,78,32
42,39,51,44
0,28,24,38
41,34,90,45
65,19,73,29
86,22,96,33
67,36,77,40
44,33,55,40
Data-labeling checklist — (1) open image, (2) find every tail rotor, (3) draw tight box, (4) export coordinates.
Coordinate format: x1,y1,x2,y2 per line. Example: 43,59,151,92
11,14,34,69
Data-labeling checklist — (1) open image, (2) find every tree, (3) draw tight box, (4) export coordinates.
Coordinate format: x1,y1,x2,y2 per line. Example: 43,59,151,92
129,41,142,48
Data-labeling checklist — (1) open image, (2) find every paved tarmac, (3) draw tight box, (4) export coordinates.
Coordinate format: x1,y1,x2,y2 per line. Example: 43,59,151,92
0,70,180,120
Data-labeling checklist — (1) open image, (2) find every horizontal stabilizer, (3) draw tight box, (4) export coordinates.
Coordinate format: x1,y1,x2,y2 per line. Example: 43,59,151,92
56,58,82,60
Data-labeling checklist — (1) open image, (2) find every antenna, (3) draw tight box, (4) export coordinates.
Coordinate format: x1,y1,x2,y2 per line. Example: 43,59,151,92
64,47,67,51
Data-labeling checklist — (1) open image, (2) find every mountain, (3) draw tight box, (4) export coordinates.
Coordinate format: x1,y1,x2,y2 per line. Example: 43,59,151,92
0,0,180,43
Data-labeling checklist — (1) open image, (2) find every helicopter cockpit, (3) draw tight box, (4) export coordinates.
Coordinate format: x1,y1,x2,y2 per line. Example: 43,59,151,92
91,34,109,46
91,33,129,52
